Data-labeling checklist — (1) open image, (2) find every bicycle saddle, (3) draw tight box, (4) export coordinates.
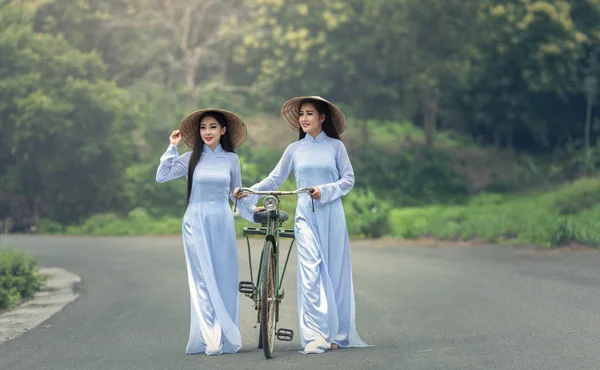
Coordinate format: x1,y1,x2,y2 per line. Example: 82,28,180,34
253,210,289,224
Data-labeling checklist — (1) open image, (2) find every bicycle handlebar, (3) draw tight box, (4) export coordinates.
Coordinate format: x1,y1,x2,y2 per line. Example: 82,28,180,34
236,187,315,196
233,187,316,213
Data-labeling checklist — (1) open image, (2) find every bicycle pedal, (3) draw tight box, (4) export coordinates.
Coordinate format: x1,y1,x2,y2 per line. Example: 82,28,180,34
276,328,294,341
238,281,255,294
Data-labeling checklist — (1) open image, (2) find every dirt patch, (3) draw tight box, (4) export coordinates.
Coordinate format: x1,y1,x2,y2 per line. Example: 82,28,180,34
443,146,520,192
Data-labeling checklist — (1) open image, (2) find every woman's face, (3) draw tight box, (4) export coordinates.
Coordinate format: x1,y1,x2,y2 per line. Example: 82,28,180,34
298,102,324,137
199,115,226,150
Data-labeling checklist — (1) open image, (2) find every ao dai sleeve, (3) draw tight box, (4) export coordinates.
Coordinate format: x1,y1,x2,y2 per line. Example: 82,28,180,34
244,144,295,205
155,144,191,183
317,142,355,205
251,144,294,191
228,154,256,222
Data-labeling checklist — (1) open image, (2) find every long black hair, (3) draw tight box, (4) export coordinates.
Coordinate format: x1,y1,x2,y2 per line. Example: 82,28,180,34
297,99,341,141
186,112,235,205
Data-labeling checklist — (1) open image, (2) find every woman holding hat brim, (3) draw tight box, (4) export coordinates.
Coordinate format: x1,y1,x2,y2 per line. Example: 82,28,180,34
156,108,255,356
238,96,371,354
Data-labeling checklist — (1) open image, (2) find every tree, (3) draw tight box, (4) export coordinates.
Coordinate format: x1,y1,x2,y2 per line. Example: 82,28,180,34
461,0,596,151
369,0,484,146
237,0,482,147
107,0,266,111
0,3,138,226
235,0,405,138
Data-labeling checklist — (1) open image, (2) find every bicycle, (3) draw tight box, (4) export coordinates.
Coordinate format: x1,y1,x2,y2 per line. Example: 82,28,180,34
234,187,315,359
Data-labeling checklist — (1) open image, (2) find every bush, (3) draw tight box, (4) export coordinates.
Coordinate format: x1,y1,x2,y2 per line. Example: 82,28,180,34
0,248,44,310
388,177,600,248
343,189,392,238
353,143,471,207
545,177,600,214
38,218,64,233
124,161,187,218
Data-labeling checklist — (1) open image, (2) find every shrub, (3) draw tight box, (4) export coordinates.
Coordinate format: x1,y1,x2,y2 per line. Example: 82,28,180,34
343,188,392,238
0,248,44,310
353,143,471,207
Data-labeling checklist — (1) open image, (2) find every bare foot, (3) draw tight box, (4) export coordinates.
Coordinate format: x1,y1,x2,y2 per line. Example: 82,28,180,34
330,343,339,350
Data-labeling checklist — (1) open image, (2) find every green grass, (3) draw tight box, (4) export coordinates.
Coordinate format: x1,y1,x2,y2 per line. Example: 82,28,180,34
41,201,298,239
40,178,387,239
389,177,600,248
57,209,183,236
43,177,600,249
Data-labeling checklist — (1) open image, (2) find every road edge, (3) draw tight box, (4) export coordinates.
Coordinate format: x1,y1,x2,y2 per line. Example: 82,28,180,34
0,267,81,346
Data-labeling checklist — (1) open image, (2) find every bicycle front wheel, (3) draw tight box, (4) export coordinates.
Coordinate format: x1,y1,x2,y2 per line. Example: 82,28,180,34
260,238,277,358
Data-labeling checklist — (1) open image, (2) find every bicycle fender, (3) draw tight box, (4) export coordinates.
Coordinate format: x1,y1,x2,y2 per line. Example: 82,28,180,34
266,234,277,254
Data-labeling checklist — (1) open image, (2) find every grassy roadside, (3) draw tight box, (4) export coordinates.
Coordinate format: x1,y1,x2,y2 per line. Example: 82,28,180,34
36,177,600,250
389,177,600,248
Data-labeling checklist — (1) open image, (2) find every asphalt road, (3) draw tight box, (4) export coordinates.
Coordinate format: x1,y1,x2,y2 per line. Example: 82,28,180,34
1,235,600,370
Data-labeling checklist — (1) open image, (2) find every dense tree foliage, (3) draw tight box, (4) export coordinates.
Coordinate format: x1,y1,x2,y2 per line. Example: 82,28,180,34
2,0,600,230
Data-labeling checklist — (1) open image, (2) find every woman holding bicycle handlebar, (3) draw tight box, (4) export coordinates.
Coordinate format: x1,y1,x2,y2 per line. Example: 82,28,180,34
156,109,255,356
238,96,371,354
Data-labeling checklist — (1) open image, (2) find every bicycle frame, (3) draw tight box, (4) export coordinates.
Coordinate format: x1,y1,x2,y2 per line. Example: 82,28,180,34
234,187,314,315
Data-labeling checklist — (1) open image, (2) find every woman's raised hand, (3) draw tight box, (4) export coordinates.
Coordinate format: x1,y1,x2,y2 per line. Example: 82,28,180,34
170,129,182,146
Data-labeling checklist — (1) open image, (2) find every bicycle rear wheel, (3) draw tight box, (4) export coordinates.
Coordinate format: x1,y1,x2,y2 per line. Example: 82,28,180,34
260,238,277,358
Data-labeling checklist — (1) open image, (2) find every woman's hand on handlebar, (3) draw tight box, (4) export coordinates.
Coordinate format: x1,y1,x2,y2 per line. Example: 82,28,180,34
309,186,320,200
234,187,248,200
